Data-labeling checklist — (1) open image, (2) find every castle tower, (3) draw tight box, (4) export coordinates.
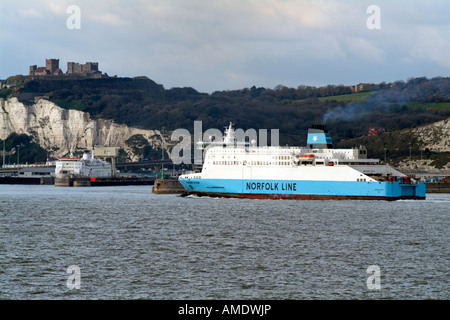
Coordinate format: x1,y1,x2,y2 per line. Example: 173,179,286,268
46,59,59,73
67,62,75,74
29,65,37,76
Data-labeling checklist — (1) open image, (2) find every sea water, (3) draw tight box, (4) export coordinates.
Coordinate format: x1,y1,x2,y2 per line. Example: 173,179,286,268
0,185,448,299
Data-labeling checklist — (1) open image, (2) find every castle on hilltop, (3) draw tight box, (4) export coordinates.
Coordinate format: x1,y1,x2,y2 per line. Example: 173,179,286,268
67,62,102,77
29,59,63,76
29,59,104,78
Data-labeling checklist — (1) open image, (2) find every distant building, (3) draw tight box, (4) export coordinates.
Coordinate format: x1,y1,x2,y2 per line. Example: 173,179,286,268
28,59,104,78
67,62,102,77
46,59,59,73
29,65,37,76
34,67,49,76
347,83,371,93
368,127,386,136
29,59,62,76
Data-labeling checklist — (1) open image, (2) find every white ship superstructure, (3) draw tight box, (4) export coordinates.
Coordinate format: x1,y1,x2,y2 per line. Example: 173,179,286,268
55,150,111,178
179,123,425,200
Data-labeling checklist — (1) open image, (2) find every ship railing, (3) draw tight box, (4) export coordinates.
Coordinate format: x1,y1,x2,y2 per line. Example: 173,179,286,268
370,175,419,184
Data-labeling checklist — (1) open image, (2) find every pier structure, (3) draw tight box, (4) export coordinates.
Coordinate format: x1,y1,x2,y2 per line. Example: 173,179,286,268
93,146,119,177
152,178,185,194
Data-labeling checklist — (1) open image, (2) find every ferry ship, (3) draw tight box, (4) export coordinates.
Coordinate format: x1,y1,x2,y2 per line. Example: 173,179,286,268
178,123,426,200
55,150,112,178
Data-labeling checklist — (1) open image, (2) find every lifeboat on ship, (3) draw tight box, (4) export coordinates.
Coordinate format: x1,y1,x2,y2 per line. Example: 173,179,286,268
296,153,315,164
297,154,315,159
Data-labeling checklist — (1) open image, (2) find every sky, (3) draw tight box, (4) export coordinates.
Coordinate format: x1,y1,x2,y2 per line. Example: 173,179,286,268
0,0,449,93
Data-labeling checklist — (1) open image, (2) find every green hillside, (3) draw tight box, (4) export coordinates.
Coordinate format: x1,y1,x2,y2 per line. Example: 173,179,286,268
1,76,449,165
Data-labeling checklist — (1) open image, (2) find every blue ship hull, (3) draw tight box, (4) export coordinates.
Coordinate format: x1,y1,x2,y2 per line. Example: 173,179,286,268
179,178,426,201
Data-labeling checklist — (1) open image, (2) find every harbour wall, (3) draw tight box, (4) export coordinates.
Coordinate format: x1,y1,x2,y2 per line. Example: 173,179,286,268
425,182,450,193
152,178,185,194
55,176,155,187
0,176,54,185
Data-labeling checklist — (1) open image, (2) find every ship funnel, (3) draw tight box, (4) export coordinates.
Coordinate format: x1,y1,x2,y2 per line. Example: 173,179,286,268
82,150,91,160
307,125,333,149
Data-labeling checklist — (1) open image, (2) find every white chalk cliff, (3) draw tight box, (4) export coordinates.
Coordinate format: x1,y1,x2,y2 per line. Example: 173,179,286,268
0,97,164,159
1,97,448,167
410,117,450,153
396,117,450,172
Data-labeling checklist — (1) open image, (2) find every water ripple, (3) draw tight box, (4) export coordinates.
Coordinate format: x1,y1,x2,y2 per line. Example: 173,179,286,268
0,185,448,299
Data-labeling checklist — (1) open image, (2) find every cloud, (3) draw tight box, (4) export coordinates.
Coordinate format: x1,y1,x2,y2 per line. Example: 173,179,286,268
345,37,386,63
90,12,126,26
18,9,44,19
410,26,450,68
1,0,450,92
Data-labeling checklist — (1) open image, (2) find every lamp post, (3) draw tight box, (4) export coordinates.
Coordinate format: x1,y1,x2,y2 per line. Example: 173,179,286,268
409,146,412,171
2,126,5,167
2,138,5,168
161,126,165,179
420,150,423,173
16,145,20,167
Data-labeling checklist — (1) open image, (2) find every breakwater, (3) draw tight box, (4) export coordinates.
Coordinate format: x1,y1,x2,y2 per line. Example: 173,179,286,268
152,178,185,194
425,182,450,193
54,176,155,187
0,176,54,185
